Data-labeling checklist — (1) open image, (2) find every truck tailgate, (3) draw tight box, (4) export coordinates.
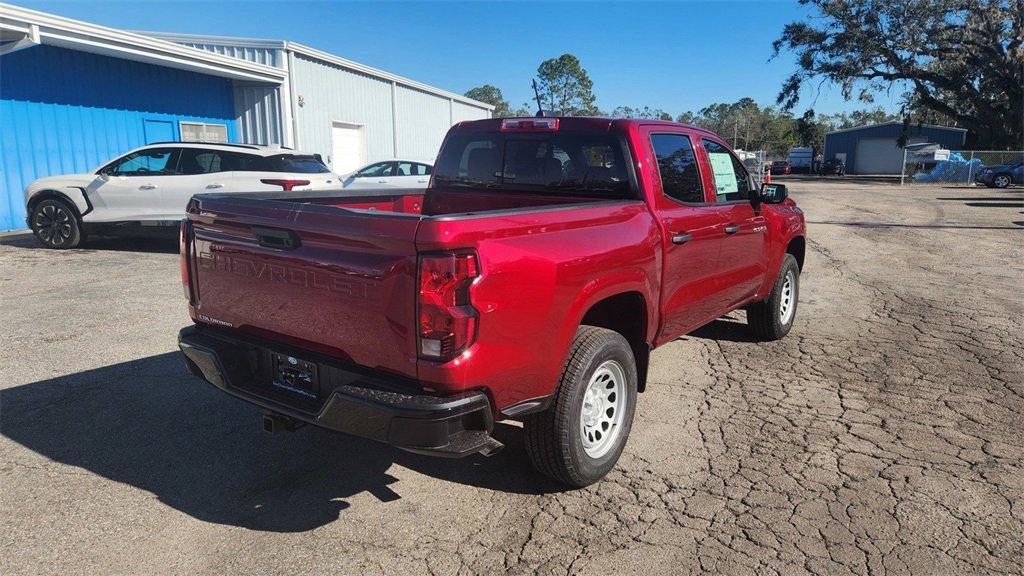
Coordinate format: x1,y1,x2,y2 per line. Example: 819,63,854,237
186,196,420,379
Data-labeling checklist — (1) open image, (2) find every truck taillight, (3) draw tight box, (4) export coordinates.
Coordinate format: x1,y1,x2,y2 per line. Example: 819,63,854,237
179,219,192,302
260,179,310,191
500,118,559,131
418,252,479,361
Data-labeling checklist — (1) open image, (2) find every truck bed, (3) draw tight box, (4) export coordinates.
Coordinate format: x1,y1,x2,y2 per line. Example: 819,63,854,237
182,187,639,387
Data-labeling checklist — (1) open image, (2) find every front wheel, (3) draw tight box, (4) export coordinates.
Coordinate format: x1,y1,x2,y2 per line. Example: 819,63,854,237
524,326,637,487
993,174,1011,189
747,254,800,340
30,199,83,248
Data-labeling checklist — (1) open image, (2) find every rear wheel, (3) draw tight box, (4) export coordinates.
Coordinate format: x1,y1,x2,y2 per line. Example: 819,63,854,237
30,198,83,248
993,174,1011,189
524,326,637,487
747,254,800,340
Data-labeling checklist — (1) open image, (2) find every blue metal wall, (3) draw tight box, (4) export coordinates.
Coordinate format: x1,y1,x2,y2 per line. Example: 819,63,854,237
0,45,237,231
823,123,968,170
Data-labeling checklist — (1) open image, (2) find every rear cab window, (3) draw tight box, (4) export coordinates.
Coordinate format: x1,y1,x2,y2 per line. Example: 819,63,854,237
433,130,634,198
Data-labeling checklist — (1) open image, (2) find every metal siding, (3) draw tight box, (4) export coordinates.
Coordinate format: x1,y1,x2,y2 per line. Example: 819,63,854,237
824,124,968,174
0,45,237,231
395,85,451,162
452,100,490,123
291,53,394,165
178,42,281,68
234,84,282,145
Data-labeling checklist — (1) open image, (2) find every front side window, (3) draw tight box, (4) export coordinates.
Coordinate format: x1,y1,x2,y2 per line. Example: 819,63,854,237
356,162,395,177
105,148,178,176
650,133,704,203
702,139,752,202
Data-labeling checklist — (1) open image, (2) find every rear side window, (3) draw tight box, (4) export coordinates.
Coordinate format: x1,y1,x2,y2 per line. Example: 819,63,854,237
261,155,331,174
433,131,632,197
702,139,752,202
177,150,263,174
650,134,703,203
397,162,431,176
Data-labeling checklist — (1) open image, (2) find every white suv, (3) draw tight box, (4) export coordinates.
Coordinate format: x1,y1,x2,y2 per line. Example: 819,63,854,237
24,142,340,248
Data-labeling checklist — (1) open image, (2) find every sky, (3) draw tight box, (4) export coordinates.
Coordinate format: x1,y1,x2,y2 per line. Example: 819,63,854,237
16,0,905,118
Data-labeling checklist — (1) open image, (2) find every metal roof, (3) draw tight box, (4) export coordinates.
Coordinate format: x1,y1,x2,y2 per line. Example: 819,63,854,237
825,121,968,136
0,3,286,83
140,30,494,111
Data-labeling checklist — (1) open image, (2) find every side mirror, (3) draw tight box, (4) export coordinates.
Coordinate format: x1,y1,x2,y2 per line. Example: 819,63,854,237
760,182,788,204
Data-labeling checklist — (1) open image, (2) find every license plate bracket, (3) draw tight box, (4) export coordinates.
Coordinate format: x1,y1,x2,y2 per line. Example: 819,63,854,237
270,352,318,398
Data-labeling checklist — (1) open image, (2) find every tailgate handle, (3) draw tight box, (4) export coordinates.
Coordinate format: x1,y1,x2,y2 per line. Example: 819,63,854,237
252,226,301,250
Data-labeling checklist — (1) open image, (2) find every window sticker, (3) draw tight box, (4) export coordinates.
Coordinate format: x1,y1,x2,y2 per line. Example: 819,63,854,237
708,152,738,195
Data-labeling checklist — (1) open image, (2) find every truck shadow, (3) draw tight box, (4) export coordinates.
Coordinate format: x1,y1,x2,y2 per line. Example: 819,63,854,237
688,316,762,343
1,353,561,533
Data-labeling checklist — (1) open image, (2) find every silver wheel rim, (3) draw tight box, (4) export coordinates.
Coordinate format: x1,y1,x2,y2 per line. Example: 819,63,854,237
34,204,73,246
995,176,1009,187
579,360,626,459
779,270,796,325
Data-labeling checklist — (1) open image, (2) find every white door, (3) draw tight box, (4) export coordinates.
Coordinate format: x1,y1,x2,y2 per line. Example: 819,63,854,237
90,148,180,221
331,123,366,175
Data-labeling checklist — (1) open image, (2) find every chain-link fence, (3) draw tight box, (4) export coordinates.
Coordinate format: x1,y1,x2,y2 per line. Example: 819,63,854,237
901,149,1024,186
737,150,767,184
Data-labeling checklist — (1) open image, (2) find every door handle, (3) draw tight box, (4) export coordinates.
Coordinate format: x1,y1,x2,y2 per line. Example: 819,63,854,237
671,232,693,245
205,183,223,189
417,179,428,183
724,225,741,234
139,184,157,190
377,180,388,184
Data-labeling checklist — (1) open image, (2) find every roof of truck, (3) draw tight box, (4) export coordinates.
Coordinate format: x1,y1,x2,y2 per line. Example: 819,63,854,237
453,116,721,138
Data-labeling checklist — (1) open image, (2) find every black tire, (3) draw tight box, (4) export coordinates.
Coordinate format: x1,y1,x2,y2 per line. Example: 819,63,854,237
747,254,800,340
30,198,84,249
523,326,638,487
993,174,1011,189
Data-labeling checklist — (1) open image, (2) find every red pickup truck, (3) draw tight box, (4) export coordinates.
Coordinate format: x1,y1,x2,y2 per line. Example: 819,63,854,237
178,117,806,486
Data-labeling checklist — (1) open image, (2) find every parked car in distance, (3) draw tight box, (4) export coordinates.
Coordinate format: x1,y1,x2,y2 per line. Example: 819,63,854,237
770,160,792,175
975,160,1023,188
818,158,846,176
340,159,433,190
177,117,806,487
24,142,340,248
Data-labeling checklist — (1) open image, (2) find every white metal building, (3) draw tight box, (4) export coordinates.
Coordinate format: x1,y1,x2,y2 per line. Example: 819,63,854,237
144,32,493,174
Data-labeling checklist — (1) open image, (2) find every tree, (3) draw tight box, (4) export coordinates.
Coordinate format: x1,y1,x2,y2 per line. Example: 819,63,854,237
675,98,798,155
795,109,827,149
464,85,513,118
535,54,600,116
610,106,672,120
773,0,1024,149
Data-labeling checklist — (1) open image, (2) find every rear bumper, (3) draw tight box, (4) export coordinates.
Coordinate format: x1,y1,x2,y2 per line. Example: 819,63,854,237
178,325,500,457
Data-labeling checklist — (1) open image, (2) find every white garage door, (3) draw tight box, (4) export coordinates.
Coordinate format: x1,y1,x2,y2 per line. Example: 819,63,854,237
331,122,366,175
854,137,926,174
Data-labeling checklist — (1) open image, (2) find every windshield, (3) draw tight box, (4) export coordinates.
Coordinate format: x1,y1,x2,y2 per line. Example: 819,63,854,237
433,131,633,197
